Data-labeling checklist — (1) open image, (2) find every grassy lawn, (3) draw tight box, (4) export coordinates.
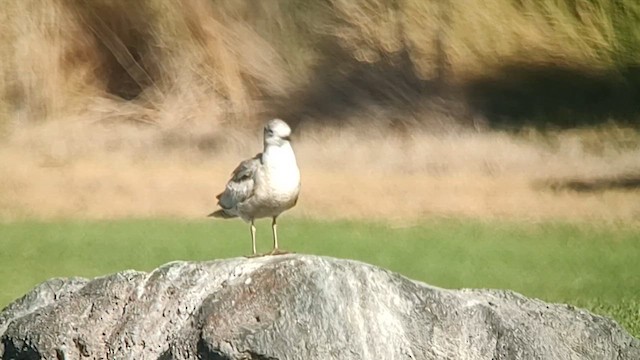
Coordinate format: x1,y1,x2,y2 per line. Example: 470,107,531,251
1,218,638,338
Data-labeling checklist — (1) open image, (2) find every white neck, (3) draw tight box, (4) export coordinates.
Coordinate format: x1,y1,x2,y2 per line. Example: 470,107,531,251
262,142,297,167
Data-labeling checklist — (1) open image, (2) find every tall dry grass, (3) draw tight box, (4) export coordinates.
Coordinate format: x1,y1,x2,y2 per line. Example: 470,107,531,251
2,0,640,129
1,1,640,223
1,0,297,130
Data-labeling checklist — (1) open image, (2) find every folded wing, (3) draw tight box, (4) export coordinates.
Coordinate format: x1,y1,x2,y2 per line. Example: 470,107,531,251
216,154,262,213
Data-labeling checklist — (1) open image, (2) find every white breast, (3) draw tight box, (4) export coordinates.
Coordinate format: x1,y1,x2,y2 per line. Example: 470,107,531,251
260,143,300,198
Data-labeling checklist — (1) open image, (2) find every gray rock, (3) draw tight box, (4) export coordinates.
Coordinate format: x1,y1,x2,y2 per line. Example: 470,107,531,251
1,254,638,359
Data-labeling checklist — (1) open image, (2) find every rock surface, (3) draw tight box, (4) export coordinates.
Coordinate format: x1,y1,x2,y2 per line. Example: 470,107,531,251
1,254,638,359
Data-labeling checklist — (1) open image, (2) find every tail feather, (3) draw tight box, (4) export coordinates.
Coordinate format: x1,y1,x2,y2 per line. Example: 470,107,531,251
208,209,236,219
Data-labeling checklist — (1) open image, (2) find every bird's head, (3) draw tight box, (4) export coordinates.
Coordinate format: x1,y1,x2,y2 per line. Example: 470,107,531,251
264,119,292,146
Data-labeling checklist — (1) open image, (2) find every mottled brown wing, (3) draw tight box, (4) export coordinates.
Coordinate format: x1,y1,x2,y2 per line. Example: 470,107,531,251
216,154,261,211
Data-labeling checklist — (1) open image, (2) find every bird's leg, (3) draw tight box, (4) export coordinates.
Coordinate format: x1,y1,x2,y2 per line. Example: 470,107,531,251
272,216,278,251
246,219,267,258
268,217,290,255
250,219,257,256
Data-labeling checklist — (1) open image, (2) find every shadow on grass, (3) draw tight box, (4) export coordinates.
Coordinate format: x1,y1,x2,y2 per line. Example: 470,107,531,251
544,173,640,192
465,63,640,129
272,44,474,133
275,43,640,131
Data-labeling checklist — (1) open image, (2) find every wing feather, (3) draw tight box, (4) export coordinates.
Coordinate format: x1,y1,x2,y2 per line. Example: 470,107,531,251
216,153,261,211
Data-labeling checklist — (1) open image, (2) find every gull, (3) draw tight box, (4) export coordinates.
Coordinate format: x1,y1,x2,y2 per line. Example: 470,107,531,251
209,119,301,256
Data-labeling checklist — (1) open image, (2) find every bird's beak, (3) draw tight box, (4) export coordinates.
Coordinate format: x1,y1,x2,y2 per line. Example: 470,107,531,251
282,136,291,141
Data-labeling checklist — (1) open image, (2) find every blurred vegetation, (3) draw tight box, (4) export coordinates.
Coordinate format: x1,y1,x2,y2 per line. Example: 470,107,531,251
1,218,639,337
1,0,640,131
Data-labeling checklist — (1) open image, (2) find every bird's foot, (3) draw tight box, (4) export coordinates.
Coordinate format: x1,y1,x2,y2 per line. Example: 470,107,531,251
268,248,292,256
243,249,293,258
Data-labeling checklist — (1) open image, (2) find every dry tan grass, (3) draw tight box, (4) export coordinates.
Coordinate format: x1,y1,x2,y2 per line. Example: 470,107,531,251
0,0,295,128
439,0,616,78
1,0,637,129
1,122,639,224
2,1,640,224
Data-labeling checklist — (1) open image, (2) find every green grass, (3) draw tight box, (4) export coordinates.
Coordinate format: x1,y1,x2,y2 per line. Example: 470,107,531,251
1,218,639,338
